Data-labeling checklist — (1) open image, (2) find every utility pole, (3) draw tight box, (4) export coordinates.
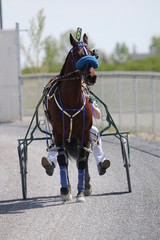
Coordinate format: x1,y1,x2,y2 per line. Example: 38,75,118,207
0,0,2,29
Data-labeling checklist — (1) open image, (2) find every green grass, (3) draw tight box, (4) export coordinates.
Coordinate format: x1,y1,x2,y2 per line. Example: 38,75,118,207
98,56,160,72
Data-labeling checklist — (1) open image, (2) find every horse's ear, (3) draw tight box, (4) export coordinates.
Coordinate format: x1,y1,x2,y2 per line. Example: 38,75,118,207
70,33,77,46
83,34,88,45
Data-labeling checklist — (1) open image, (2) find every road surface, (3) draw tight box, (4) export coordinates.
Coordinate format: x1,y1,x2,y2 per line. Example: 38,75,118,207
0,121,160,240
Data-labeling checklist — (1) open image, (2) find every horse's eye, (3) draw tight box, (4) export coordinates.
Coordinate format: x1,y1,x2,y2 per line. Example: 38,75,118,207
93,49,99,59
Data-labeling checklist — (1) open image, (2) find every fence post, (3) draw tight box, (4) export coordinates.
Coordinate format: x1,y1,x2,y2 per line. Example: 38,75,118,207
100,76,104,127
118,75,122,130
152,76,156,139
134,75,138,136
16,23,22,121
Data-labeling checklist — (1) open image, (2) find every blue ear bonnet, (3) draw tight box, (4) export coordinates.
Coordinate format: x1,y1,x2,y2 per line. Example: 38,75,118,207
76,55,99,69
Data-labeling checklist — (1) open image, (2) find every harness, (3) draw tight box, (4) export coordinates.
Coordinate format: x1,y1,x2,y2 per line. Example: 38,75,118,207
44,41,99,149
53,85,86,145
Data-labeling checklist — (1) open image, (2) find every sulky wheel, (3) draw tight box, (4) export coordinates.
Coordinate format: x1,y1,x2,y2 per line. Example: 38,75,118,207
18,143,28,200
121,137,132,193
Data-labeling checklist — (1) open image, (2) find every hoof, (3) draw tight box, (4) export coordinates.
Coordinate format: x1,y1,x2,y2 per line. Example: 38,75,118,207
61,193,72,201
84,187,92,196
76,192,86,202
60,187,72,201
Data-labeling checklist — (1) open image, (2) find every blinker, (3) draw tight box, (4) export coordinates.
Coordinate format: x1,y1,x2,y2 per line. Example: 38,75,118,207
93,49,99,59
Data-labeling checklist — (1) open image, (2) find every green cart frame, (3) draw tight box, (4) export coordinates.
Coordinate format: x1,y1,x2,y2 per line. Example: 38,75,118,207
17,90,131,200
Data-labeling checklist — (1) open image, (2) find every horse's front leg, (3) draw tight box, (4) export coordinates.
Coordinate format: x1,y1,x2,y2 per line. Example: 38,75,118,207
76,147,90,202
84,151,92,196
57,148,72,201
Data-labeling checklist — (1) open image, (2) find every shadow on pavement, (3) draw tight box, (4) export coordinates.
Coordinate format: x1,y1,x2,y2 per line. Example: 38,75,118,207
0,195,70,214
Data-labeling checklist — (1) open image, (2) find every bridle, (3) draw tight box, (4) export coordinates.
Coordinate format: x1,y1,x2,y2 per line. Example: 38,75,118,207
71,42,89,66
70,42,99,83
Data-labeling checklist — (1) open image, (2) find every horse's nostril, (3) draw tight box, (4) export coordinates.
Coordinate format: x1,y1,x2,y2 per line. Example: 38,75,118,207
87,74,97,85
94,75,97,81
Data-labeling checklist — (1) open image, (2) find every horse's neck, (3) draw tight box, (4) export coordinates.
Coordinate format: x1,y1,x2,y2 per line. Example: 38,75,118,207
60,77,83,108
59,58,83,107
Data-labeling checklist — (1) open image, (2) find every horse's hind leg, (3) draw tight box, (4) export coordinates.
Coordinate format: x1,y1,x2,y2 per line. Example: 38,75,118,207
57,148,72,201
84,152,92,196
76,148,89,202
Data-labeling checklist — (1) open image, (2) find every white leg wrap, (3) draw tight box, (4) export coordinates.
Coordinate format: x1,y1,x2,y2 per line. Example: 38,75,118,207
90,126,106,165
48,150,58,167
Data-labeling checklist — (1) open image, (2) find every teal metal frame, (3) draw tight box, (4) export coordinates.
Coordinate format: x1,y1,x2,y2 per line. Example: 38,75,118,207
17,90,132,200
90,90,131,193
17,91,52,199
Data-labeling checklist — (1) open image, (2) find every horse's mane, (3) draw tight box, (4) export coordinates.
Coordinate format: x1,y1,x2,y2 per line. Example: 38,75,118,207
60,51,71,76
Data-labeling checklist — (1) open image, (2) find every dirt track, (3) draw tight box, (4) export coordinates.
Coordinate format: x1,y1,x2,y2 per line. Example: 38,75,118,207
0,121,160,240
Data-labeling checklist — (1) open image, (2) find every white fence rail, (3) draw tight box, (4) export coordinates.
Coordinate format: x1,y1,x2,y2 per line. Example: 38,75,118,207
21,72,160,140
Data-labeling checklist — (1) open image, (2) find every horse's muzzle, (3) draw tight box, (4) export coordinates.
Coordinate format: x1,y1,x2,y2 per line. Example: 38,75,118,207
86,74,97,86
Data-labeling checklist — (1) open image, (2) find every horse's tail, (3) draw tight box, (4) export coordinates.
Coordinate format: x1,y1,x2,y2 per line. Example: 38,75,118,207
66,138,79,160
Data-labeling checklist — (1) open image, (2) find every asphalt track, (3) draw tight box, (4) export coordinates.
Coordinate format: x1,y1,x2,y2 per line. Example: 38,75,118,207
0,121,160,240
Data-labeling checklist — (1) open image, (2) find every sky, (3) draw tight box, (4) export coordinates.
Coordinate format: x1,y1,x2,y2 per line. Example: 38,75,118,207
2,0,160,55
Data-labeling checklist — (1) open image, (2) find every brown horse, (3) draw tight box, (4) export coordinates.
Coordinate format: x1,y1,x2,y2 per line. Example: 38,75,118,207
45,33,98,202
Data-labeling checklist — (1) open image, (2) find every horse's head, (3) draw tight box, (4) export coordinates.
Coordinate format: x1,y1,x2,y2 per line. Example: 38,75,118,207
69,33,99,86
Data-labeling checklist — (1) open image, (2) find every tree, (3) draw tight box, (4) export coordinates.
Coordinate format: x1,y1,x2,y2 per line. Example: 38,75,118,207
42,36,59,71
21,9,45,71
21,10,108,73
98,49,108,64
110,42,131,64
58,29,76,63
150,36,160,55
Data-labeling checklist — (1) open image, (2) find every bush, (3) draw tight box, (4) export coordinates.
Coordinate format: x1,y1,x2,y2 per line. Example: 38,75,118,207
98,56,160,72
22,56,160,73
